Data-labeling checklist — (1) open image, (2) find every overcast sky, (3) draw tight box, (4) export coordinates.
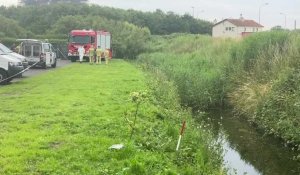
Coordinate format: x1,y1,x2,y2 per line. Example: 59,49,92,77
0,0,299,29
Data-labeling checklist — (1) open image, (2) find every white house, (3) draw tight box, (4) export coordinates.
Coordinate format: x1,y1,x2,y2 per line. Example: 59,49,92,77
212,17,264,38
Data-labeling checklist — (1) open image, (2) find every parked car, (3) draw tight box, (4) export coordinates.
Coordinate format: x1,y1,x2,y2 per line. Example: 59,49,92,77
0,49,24,84
18,39,57,69
0,43,28,68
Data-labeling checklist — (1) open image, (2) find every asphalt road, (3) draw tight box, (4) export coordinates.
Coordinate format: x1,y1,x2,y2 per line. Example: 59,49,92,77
12,59,71,82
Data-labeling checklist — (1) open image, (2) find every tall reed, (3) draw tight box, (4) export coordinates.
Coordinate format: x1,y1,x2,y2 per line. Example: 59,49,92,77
138,32,300,153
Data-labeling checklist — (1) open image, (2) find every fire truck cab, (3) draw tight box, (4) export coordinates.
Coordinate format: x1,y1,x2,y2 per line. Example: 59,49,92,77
67,30,112,62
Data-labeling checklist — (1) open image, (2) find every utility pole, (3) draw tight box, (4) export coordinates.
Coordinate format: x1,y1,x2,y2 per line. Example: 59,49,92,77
280,12,287,29
191,6,195,18
259,2,269,24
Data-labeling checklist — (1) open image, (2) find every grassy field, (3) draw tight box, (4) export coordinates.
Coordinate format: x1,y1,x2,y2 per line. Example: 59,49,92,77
0,60,223,174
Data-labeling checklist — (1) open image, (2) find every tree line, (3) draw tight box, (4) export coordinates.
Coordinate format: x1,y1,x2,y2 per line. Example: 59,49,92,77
19,0,88,6
0,3,212,36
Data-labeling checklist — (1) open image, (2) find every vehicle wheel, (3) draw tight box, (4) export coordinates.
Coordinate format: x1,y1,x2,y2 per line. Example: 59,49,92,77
51,59,57,68
0,69,8,85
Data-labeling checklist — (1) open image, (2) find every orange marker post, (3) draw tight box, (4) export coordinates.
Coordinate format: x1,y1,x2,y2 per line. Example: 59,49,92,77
176,121,186,151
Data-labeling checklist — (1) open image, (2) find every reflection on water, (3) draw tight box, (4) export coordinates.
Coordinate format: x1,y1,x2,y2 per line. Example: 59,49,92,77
199,110,300,175
220,133,261,175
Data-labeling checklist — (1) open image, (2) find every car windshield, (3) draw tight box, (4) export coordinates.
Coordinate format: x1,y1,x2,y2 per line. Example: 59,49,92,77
69,35,91,44
0,43,13,53
0,49,6,55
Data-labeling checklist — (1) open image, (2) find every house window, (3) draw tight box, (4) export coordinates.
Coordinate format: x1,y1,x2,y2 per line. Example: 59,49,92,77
253,28,255,32
256,28,258,32
226,27,234,32
244,28,246,32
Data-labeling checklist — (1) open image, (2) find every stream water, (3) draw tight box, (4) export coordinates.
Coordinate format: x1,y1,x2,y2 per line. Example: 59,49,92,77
200,110,300,175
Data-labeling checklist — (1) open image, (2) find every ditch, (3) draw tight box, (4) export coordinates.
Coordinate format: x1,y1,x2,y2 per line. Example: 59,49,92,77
198,110,300,175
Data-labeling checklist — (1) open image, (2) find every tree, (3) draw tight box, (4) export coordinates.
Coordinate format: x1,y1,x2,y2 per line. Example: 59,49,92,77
19,0,87,6
271,25,284,31
0,15,28,38
49,15,87,35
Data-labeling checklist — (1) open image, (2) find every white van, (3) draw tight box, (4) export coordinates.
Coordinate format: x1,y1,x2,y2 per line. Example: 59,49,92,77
0,50,24,84
18,39,57,69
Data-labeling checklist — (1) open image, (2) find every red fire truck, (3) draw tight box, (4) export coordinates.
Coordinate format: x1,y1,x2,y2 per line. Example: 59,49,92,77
67,29,112,62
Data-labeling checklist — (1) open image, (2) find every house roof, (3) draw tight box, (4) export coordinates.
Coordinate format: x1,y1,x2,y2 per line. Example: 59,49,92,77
214,19,264,28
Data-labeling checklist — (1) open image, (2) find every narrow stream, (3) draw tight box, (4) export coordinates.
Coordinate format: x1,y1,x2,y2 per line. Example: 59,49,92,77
199,110,300,175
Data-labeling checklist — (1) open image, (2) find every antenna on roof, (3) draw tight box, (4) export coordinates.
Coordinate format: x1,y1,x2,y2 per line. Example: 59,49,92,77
240,13,244,20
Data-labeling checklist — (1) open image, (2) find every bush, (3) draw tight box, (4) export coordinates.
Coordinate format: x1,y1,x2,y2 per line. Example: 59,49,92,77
0,15,28,38
256,68,300,148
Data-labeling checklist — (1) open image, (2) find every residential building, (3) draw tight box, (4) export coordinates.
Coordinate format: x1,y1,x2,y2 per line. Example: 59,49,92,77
212,16,264,38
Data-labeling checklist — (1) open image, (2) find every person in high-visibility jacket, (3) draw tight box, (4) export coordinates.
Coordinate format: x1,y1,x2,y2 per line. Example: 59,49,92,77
15,44,21,54
89,45,95,64
104,49,110,65
96,46,102,64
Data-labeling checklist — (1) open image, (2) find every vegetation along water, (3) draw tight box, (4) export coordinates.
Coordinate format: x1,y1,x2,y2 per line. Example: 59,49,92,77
137,32,300,174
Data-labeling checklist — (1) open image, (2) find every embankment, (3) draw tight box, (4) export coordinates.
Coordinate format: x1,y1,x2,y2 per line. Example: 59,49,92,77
137,32,300,157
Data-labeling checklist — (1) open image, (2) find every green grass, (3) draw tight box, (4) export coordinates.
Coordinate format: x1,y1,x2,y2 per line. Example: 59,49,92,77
0,59,224,174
